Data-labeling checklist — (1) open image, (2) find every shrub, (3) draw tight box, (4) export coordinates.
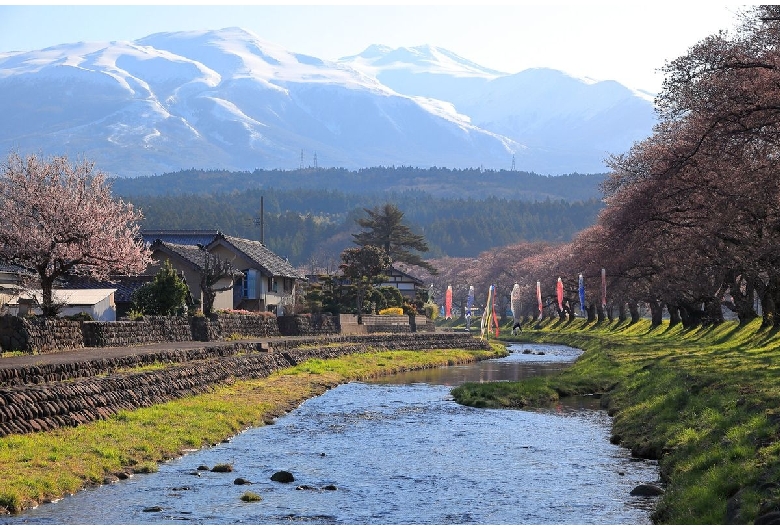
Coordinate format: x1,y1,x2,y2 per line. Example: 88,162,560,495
131,259,190,316
423,302,439,320
125,310,144,321
379,307,404,315
65,311,93,322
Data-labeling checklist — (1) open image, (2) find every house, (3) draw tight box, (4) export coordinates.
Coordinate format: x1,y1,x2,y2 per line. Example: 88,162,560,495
381,266,427,302
147,239,241,313
5,289,117,321
140,231,305,315
207,233,306,315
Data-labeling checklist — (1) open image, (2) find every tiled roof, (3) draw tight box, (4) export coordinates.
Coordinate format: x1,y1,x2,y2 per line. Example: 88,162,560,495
389,265,425,286
210,234,305,280
151,240,243,276
150,240,208,271
141,230,220,247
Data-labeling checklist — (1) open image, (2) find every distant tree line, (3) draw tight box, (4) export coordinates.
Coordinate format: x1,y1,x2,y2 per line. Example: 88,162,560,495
111,166,605,202
122,187,603,267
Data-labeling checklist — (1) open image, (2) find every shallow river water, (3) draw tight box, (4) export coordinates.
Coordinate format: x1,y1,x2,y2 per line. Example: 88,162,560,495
9,343,660,525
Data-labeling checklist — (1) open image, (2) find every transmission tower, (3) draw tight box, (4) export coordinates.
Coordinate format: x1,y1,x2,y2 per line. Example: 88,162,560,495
300,149,304,170
511,154,516,171
313,152,318,169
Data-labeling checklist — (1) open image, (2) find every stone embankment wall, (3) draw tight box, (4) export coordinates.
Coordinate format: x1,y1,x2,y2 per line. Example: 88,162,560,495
0,333,491,437
0,316,83,354
0,314,430,353
277,315,340,336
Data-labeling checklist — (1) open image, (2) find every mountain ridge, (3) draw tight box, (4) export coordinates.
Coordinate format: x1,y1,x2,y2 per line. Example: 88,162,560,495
0,27,655,177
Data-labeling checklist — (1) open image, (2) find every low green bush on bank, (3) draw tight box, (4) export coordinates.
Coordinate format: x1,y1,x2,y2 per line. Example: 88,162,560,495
451,317,780,524
0,345,503,515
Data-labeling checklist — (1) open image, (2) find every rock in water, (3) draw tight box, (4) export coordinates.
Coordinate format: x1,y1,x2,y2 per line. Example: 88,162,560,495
630,483,664,496
270,471,295,483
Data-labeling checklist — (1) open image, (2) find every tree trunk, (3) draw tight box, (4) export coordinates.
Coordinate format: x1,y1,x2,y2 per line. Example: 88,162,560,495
679,302,704,328
587,303,596,322
649,300,663,327
628,301,640,325
596,303,605,324
762,275,780,328
762,289,775,328
667,303,682,327
617,301,627,323
702,297,724,326
725,274,758,324
40,274,57,318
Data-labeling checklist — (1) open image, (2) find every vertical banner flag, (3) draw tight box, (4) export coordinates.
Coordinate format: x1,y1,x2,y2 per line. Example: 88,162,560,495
536,281,543,319
578,273,586,316
445,285,452,319
480,285,491,339
601,268,607,309
491,284,499,337
556,277,564,312
466,286,474,331
511,283,521,322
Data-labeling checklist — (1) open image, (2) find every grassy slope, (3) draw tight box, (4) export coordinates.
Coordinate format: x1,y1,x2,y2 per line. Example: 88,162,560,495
451,317,780,524
0,346,503,515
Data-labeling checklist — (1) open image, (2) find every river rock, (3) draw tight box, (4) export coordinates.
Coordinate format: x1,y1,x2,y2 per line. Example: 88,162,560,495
323,484,338,491
142,506,163,512
234,478,252,485
630,483,664,496
271,471,295,483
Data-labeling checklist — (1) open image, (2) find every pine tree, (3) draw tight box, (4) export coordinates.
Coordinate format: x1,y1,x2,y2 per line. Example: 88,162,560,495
352,203,438,274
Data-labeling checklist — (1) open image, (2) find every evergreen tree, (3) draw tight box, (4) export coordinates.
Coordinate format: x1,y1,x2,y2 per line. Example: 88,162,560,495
339,245,391,324
131,260,190,316
353,203,438,274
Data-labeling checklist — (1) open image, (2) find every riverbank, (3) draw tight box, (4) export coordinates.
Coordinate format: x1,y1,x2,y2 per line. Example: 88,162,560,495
0,343,504,515
451,317,780,524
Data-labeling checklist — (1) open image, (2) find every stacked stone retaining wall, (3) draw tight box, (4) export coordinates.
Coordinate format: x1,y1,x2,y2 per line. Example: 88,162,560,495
82,317,193,348
0,333,491,436
277,315,340,336
0,316,83,354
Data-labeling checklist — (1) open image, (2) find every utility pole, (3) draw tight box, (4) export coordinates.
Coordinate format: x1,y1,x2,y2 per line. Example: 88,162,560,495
253,196,265,245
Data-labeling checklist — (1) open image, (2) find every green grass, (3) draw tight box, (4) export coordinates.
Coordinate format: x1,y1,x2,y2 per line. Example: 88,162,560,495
451,317,780,524
0,345,503,515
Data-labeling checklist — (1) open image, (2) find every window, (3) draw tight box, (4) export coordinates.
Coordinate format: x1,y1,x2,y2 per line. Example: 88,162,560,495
242,269,257,299
268,276,278,293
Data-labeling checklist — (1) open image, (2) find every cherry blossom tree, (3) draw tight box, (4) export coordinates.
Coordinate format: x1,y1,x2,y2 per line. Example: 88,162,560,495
0,152,151,316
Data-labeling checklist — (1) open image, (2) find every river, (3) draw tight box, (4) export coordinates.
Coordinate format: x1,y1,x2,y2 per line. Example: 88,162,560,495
8,343,660,525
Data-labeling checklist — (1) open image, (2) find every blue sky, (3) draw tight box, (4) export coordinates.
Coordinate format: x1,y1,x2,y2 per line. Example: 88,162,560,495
0,3,746,93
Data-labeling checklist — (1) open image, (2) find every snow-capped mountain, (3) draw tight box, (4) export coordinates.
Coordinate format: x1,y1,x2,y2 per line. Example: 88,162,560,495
340,45,657,174
0,28,655,177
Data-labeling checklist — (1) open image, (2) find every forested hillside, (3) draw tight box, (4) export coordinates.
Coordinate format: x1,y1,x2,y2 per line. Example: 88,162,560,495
122,187,602,267
112,167,605,202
